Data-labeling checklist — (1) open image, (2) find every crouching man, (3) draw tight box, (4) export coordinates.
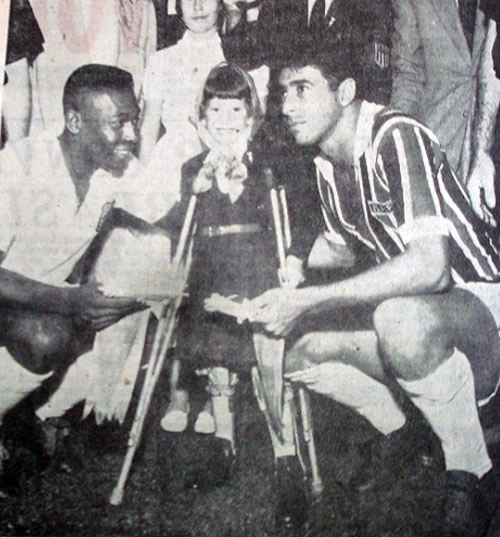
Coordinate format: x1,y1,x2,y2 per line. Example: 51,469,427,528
0,64,172,460
249,44,500,536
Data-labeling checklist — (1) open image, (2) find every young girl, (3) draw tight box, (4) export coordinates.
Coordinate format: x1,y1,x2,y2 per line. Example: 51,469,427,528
140,0,268,216
159,63,302,485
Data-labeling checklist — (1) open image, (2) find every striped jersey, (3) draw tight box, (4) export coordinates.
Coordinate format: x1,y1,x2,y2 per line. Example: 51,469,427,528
314,102,500,283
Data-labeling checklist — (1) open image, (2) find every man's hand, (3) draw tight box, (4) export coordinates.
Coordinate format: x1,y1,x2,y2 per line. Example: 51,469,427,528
468,152,497,227
248,287,312,336
285,365,321,386
67,284,147,331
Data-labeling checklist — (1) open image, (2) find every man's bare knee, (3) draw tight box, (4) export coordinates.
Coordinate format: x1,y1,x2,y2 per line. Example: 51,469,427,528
373,297,452,380
1,310,78,374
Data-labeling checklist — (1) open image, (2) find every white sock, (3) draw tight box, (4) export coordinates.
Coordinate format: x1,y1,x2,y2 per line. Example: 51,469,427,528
398,350,491,478
36,351,94,421
310,362,407,435
207,367,237,452
212,395,234,451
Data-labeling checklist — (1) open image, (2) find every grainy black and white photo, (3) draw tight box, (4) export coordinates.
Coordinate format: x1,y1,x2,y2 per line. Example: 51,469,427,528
0,0,500,536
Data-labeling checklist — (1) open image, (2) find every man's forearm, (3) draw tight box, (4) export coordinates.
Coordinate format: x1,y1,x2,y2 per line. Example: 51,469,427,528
300,236,450,313
0,267,72,315
472,20,500,167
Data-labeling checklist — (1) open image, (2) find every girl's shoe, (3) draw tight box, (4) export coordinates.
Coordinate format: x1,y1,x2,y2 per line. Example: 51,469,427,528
194,410,216,434
160,390,189,433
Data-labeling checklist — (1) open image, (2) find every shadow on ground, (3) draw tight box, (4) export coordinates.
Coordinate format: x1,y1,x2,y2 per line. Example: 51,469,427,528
0,371,499,537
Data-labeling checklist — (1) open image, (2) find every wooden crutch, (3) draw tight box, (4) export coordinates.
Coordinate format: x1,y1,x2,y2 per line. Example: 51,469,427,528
265,168,323,498
110,195,197,506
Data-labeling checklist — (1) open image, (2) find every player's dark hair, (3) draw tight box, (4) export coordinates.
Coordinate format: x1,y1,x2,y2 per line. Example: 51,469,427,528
280,34,364,98
199,62,262,124
63,64,134,113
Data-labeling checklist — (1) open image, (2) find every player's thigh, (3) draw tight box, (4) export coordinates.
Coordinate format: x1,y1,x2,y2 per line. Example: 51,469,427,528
449,285,500,400
390,288,500,399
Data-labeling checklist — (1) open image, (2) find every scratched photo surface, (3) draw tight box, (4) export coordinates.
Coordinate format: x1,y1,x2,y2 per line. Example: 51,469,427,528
0,1,500,536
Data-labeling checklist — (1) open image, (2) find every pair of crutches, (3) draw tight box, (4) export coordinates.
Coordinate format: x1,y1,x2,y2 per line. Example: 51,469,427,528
110,195,198,506
264,169,323,498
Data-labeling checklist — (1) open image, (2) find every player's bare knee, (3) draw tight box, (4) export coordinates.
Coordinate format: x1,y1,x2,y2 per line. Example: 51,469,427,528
5,313,74,374
374,297,444,378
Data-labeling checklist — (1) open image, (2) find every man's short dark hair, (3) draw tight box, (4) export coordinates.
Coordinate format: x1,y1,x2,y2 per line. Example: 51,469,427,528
63,64,135,113
280,34,366,99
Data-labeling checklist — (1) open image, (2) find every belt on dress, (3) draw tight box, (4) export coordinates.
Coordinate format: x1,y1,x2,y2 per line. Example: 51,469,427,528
198,223,263,237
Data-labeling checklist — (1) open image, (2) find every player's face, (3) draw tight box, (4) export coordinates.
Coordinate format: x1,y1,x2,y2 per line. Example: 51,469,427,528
78,89,140,177
279,66,341,147
204,97,250,148
182,0,220,34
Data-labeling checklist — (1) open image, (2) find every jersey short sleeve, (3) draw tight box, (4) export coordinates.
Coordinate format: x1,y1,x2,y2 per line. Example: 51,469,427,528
372,119,451,245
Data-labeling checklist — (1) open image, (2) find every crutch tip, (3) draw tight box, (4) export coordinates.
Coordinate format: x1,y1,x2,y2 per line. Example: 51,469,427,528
311,479,324,497
109,488,123,506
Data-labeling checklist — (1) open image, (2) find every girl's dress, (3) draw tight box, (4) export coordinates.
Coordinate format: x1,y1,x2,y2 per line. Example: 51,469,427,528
165,148,279,373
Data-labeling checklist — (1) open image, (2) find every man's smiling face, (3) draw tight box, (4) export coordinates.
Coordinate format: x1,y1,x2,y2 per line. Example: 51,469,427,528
279,66,341,147
78,89,139,177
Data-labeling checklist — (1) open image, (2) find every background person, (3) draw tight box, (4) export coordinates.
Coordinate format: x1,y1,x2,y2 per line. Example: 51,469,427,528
391,0,500,225
30,0,157,135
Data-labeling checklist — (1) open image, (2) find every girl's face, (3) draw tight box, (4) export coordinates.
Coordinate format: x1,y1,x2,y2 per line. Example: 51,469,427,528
204,97,251,148
181,0,220,34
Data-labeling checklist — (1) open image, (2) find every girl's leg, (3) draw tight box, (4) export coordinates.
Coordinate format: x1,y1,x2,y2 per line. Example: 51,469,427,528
160,359,190,433
207,366,238,454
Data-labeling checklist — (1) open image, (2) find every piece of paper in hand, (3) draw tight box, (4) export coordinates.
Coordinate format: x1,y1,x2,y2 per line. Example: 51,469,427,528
204,293,254,323
92,229,176,298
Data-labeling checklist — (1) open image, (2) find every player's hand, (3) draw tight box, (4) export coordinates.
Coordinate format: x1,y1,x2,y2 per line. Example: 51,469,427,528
279,255,305,289
285,366,321,385
248,287,312,336
285,363,341,396
68,284,147,331
468,152,497,227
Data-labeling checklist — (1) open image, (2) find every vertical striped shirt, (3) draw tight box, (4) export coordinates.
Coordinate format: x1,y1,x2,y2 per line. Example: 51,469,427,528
314,101,500,283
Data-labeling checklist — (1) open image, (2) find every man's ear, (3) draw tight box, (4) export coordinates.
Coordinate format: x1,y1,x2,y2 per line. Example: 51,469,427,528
337,78,356,107
65,110,82,134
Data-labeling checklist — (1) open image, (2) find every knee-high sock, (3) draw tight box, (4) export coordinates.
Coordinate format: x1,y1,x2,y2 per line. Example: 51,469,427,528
36,351,95,421
0,348,52,422
308,362,407,435
398,350,491,478
208,367,237,452
212,395,234,449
